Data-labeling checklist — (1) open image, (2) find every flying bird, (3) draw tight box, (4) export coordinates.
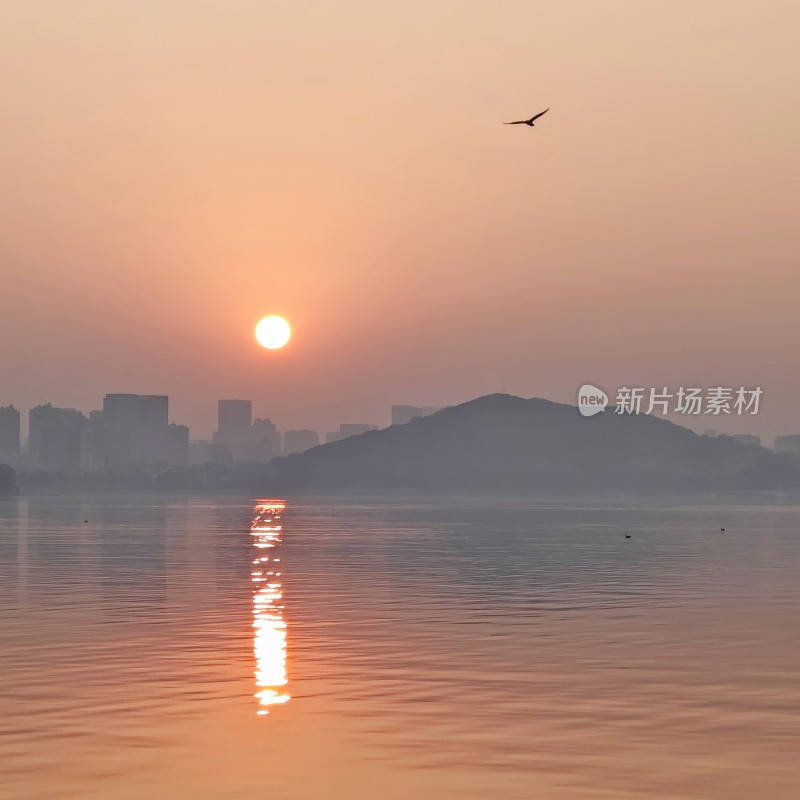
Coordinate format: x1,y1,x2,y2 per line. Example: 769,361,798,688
504,108,549,127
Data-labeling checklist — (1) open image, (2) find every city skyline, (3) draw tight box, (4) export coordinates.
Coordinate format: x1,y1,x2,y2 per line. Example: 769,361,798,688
3,393,445,470
0,393,441,444
3,390,798,470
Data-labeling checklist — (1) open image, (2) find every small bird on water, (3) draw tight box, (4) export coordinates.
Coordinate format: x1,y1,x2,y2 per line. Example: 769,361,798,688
720,528,726,532
504,108,549,127
624,534,632,539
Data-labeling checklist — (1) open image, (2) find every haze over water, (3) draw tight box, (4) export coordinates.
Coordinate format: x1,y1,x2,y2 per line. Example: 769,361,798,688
1,496,799,799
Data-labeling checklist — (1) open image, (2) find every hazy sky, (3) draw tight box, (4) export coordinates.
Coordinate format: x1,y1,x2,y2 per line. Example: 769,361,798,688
2,1,798,440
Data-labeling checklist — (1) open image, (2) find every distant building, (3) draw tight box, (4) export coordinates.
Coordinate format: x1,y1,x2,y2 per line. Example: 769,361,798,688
164,423,190,466
325,423,376,444
391,405,441,426
82,410,108,470
251,418,281,461
0,405,21,456
283,429,319,455
775,435,800,455
102,394,170,465
728,434,761,447
189,440,210,465
216,400,252,444
189,440,232,466
29,404,87,472
215,400,252,460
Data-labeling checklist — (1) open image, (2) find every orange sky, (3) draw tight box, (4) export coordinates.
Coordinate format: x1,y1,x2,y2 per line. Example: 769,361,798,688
1,1,798,441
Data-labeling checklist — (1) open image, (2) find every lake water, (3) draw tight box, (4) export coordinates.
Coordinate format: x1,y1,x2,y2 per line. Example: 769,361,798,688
1,496,799,799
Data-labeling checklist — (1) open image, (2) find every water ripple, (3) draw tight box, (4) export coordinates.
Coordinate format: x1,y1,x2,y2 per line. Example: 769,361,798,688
1,497,799,799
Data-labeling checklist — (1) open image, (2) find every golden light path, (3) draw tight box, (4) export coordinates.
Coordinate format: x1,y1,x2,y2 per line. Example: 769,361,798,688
250,500,290,715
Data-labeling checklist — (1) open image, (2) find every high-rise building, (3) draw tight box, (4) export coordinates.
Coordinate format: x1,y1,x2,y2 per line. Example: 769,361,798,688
29,404,87,472
164,423,190,466
0,405,21,455
102,394,170,465
214,400,255,461
251,418,281,461
283,429,319,455
216,400,251,442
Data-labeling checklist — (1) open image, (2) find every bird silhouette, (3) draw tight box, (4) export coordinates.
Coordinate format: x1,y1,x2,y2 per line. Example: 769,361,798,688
624,534,632,539
504,108,549,127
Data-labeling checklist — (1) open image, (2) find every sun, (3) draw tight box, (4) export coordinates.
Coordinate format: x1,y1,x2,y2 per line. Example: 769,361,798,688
255,315,291,350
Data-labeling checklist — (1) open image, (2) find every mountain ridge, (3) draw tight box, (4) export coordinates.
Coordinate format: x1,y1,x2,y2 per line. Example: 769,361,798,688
262,393,795,495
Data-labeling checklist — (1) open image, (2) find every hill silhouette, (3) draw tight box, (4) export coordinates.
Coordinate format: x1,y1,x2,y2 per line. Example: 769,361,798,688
263,394,799,495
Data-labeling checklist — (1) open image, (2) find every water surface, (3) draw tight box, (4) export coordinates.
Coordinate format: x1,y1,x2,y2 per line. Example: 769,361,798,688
1,497,799,799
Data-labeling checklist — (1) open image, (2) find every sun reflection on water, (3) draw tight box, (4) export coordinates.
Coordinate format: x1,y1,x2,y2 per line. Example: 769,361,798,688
250,500,290,715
